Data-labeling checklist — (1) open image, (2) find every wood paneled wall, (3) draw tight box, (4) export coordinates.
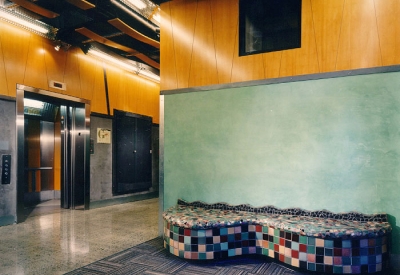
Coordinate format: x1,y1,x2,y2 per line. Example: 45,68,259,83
160,0,400,90
0,21,160,123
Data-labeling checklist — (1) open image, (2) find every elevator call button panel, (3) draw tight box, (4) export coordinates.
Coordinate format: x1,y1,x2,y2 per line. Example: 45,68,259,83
2,155,11,184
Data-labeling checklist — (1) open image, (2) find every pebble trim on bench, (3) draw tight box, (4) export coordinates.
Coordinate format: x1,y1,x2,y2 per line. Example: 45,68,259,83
163,200,392,274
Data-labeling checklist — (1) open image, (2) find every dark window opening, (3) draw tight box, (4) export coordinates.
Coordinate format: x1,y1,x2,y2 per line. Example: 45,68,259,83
239,0,302,56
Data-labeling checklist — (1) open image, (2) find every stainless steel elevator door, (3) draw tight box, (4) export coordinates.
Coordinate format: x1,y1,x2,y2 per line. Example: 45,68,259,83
60,105,86,209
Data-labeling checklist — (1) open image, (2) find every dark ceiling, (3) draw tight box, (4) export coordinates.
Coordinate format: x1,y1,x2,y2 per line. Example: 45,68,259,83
3,0,170,75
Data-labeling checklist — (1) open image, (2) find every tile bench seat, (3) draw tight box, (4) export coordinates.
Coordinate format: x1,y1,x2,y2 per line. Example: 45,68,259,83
163,200,392,274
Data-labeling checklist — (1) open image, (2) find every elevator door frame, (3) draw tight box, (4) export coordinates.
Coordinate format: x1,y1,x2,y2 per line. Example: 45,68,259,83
16,85,91,223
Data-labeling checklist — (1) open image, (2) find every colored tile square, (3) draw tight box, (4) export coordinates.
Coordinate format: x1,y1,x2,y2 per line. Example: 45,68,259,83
351,266,361,273
279,231,285,238
342,257,351,265
324,256,333,265
235,248,242,255
342,266,352,274
315,238,324,247
368,264,376,273
361,256,368,265
368,239,376,247
198,244,206,252
284,256,291,265
206,252,214,259
274,229,280,237
274,236,279,244
334,256,342,265
376,254,382,264
360,239,368,248
299,244,307,252
285,232,292,240
292,250,299,259
256,232,263,240
279,254,285,262
351,240,360,248
228,249,236,257
191,230,198,237
307,254,316,263
279,238,285,246
292,234,299,242
262,248,269,256
285,247,291,257
234,227,241,234
307,246,315,254
184,229,191,236
179,243,184,251
184,251,191,259
274,244,279,252
342,248,351,257
220,228,228,236
334,248,342,256
260,240,266,248
227,228,234,235
308,263,316,271
285,240,291,248
360,248,368,256
342,240,351,248
269,242,274,250
325,248,333,256
279,245,285,255
221,242,228,251
316,247,324,255
308,238,315,246
325,240,333,248
316,255,324,264
241,232,248,240
292,258,300,267
299,252,307,261
198,252,207,260
248,225,255,232
268,227,274,235
291,242,299,251
352,256,361,265
299,235,307,244
198,230,206,237
352,248,360,256
333,266,343,274
256,225,262,232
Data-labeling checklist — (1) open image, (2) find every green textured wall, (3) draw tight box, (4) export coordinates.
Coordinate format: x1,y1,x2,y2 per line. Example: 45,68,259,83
164,71,400,253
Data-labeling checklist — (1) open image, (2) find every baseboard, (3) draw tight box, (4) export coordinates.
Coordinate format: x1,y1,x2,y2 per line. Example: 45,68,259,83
0,215,15,226
89,191,158,209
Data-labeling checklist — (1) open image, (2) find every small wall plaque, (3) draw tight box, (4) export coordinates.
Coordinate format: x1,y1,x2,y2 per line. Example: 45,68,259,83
97,128,111,144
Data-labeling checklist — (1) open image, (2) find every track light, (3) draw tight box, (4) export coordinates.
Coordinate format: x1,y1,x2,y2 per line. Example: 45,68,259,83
54,44,61,51
0,7,50,35
87,47,160,83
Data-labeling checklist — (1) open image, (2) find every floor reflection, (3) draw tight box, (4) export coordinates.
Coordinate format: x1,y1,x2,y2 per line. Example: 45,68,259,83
0,198,159,275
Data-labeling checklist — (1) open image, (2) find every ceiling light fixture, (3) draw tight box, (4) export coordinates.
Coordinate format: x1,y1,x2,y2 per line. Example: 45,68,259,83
0,7,49,34
87,47,160,83
110,0,160,31
125,0,147,10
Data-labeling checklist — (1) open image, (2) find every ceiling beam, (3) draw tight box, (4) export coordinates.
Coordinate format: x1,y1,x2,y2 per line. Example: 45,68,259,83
66,0,96,10
11,0,59,18
76,27,160,69
108,18,160,49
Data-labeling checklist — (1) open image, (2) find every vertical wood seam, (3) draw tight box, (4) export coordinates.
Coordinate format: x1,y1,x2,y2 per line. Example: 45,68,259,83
372,0,383,66
335,0,346,70
0,29,9,95
187,0,199,87
168,2,178,89
209,0,219,84
309,0,320,73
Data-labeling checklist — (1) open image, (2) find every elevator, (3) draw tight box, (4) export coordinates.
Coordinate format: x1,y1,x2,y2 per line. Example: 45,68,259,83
16,85,90,222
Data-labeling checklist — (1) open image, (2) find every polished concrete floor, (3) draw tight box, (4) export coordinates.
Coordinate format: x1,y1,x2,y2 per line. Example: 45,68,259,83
0,198,159,275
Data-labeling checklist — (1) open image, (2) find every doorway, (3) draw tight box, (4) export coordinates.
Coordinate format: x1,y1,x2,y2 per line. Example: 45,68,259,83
16,85,90,222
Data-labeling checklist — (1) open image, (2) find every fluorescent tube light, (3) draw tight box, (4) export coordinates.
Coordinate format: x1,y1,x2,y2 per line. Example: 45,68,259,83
0,8,49,34
88,47,160,82
24,98,44,109
125,0,147,10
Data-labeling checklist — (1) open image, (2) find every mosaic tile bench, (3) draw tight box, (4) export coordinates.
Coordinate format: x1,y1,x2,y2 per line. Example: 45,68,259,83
163,199,392,274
